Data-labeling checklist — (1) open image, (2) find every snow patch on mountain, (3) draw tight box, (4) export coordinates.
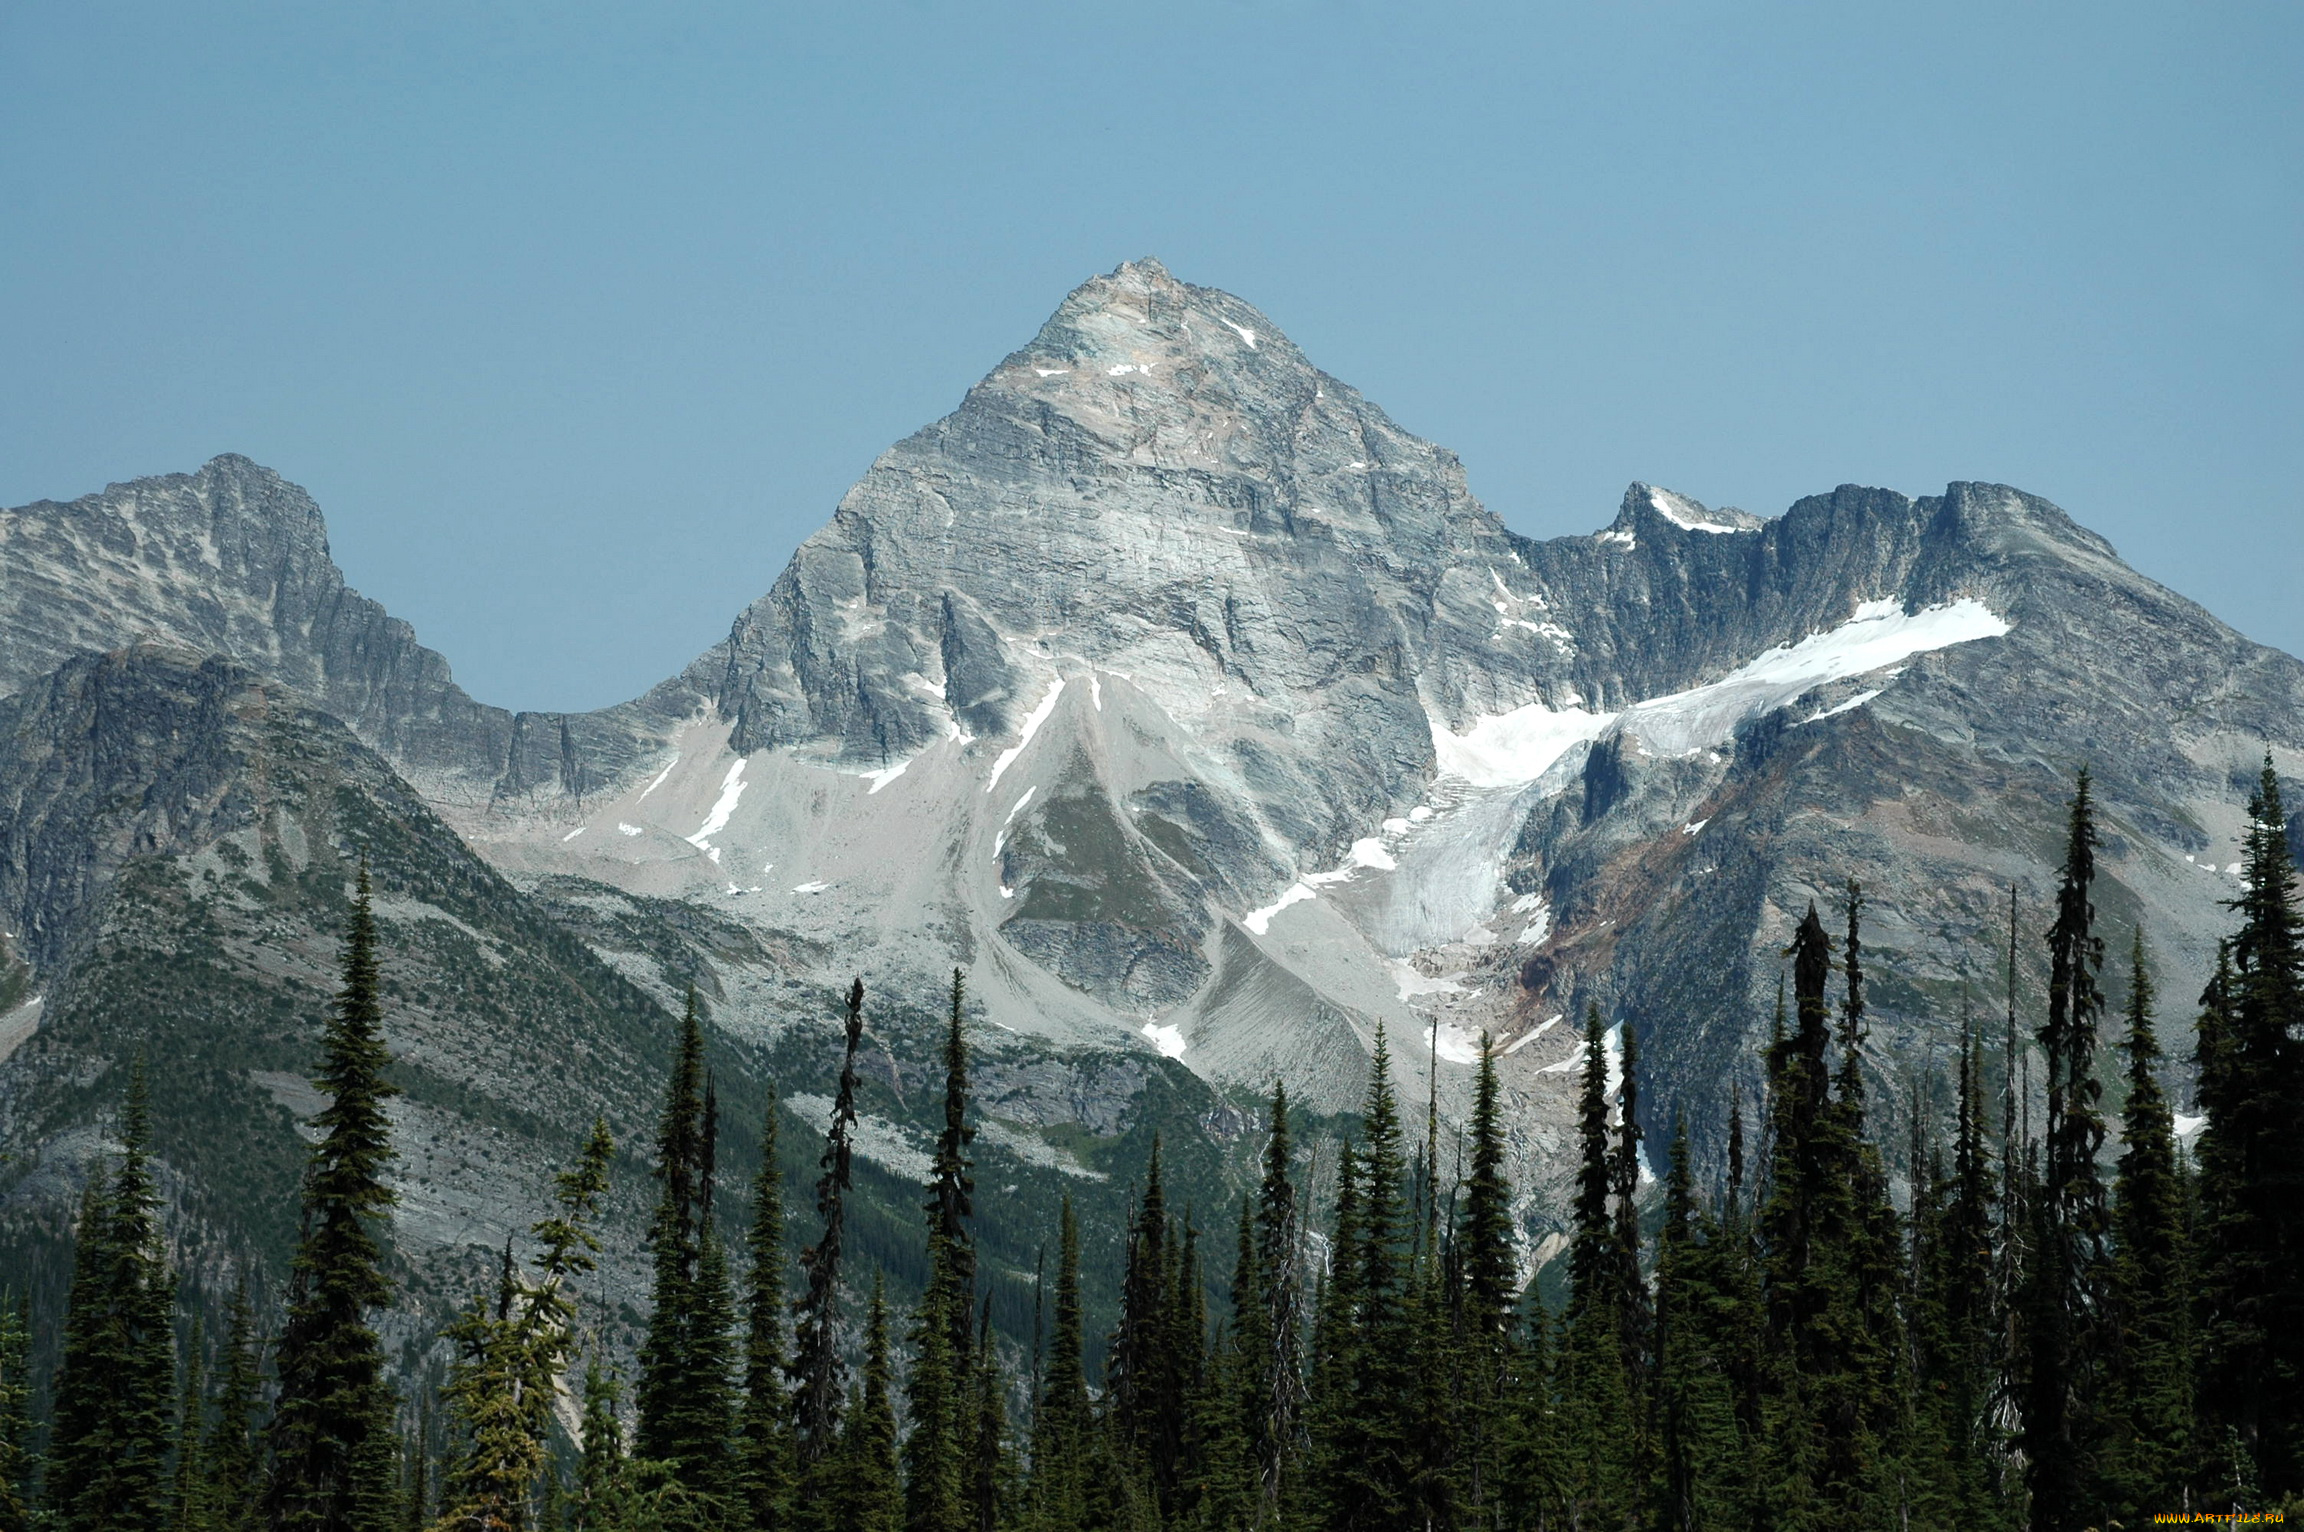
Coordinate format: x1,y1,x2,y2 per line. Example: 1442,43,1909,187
684,759,748,852
1431,599,2010,785
988,679,1065,791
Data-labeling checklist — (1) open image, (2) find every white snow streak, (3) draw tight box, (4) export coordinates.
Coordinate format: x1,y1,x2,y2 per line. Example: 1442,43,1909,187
561,826,586,842
637,755,679,800
1648,486,1747,534
1219,318,1259,349
1503,1016,1565,1055
987,680,1066,792
1004,787,1038,824
1801,690,1883,725
685,760,749,852
617,823,643,837
1245,883,1317,934
858,759,909,794
1430,599,2009,785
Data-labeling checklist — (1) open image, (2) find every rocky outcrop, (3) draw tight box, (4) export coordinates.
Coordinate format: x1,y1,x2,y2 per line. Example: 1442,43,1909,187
0,456,695,813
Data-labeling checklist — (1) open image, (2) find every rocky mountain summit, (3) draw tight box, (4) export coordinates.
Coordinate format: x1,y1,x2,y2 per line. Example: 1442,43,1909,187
4,258,2301,1292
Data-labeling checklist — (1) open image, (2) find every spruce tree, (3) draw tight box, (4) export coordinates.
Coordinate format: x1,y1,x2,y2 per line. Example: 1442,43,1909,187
1107,1143,1186,1508
1828,882,1911,1528
822,1276,901,1532
571,1359,627,1531
435,1120,615,1531
1760,893,1907,1529
2197,759,2304,1496
1301,1139,1360,1532
1250,1081,1303,1522
50,1175,119,1528
636,992,728,1484
268,861,404,1532
793,980,866,1467
2025,773,2112,1531
0,1291,28,1532
683,1086,740,1504
736,1092,792,1530
207,1284,264,1531
170,1316,211,1532
1933,1010,2003,1525
965,1301,1013,1532
1610,1019,1653,1392
1193,1199,1264,1532
1652,1113,1749,1532
1308,1029,1418,1532
1455,1035,1517,1525
1544,1004,1640,1530
905,970,977,1532
2101,927,2196,1522
1026,1198,1090,1532
52,1059,179,1532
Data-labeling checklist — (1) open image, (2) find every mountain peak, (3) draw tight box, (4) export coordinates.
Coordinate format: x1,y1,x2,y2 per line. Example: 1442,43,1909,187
1616,482,1766,535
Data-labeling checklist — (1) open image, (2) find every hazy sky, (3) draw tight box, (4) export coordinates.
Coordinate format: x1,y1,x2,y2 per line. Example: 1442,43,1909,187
4,2,2297,712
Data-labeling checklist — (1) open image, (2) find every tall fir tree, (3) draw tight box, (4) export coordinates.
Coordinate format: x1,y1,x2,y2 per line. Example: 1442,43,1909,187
821,1276,901,1532
1760,894,1905,1530
52,1059,179,1532
904,970,977,1532
1308,1029,1418,1532
1929,1009,2003,1526
170,1316,211,1532
1541,1004,1641,1530
207,1284,264,1530
736,1091,792,1530
1829,882,1913,1529
1026,1198,1091,1532
1301,1138,1360,1532
1106,1142,1182,1508
570,1358,627,1532
684,1081,740,1503
0,1291,29,1532
1610,1020,1653,1394
965,1300,1013,1532
1652,1113,1750,1532
2025,773,2113,1531
2101,926,2197,1522
268,861,405,1532
1455,1035,1517,1526
793,980,866,1468
2196,759,2304,1496
434,1119,615,1531
636,991,736,1491
1250,1082,1303,1523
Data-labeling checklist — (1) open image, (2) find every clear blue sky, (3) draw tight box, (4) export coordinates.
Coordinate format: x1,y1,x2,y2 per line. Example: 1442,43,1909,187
4,2,2297,712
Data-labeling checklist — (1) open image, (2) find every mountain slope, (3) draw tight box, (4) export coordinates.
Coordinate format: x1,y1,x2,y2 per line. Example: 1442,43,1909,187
0,456,688,813
4,258,2300,1262
467,261,2300,1223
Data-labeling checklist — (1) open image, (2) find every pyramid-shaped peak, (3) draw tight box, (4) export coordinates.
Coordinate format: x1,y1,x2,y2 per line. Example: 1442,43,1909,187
1015,258,1299,375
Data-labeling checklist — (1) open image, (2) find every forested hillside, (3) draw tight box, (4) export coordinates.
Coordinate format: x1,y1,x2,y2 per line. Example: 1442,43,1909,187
4,761,2296,1531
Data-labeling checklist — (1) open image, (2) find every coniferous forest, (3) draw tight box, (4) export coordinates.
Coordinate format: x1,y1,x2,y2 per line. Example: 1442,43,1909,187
4,761,2299,1532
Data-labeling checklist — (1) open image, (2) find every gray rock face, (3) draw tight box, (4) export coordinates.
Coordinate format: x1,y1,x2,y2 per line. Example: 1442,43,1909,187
5,257,2302,1248
0,456,689,813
